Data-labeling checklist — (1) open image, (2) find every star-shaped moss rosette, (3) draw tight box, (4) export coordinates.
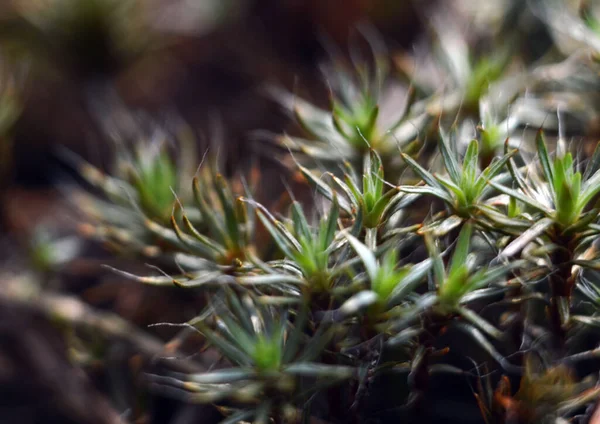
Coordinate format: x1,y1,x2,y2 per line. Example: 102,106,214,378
149,289,356,423
266,46,429,172
488,131,600,341
399,128,519,235
62,124,201,253
395,4,522,120
299,149,419,238
335,223,524,407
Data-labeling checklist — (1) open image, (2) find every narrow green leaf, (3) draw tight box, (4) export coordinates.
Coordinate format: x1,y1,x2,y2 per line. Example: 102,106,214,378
214,175,241,247
299,166,353,214
438,128,461,183
487,180,548,213
322,199,340,250
475,205,530,229
170,215,219,259
449,222,473,278
578,170,600,212
536,130,554,191
194,321,252,366
365,187,400,227
401,153,442,189
388,259,432,306
102,265,180,286
328,173,360,209
474,149,517,196
182,215,227,256
398,185,454,204
254,207,298,259
504,138,529,192
343,232,378,281
386,327,422,347
216,314,256,356
430,215,464,237
291,202,312,241
225,291,254,334
424,233,445,288
462,140,479,188
193,176,227,245
435,174,467,206
465,260,525,291
370,150,384,196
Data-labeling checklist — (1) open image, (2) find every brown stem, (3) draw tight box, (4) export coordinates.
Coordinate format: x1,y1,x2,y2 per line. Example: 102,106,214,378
408,311,447,412
548,231,576,351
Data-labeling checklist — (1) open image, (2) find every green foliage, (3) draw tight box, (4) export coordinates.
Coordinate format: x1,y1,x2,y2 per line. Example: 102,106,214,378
61,5,600,423
268,39,428,168
400,131,518,233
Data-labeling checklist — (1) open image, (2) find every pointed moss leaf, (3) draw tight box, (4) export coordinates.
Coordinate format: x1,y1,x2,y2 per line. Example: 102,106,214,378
536,130,554,191
329,173,360,209
435,174,467,206
365,188,400,228
431,215,464,237
401,153,442,189
452,322,522,374
253,206,298,259
578,170,600,212
170,215,219,260
474,149,517,196
399,185,454,204
214,175,241,247
424,232,445,289
456,306,503,340
194,321,252,366
339,290,379,317
388,259,432,306
344,232,378,281
487,180,548,213
291,201,312,241
466,260,525,291
449,222,473,278
438,127,462,183
500,217,553,258
299,166,353,214
185,368,257,384
193,176,227,245
462,140,479,188
237,274,306,286
322,199,340,250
